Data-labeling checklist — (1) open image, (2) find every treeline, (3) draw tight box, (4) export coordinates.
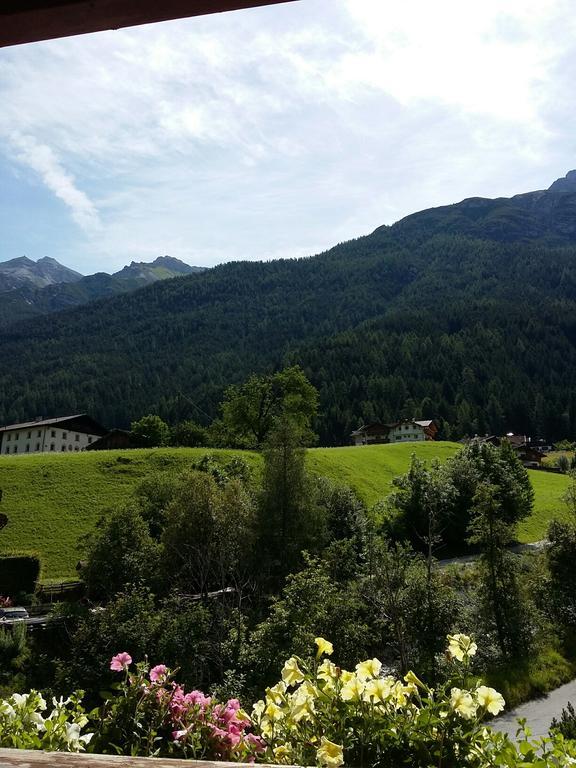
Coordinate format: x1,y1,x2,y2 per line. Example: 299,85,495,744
3,228,576,443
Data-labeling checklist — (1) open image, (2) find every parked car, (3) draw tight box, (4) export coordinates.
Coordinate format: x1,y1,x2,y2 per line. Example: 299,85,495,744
0,607,29,622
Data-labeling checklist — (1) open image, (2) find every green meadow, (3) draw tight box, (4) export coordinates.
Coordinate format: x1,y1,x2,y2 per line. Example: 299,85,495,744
0,443,570,580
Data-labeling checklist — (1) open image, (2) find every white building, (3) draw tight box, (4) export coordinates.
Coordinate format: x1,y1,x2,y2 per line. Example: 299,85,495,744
351,420,438,446
0,415,107,456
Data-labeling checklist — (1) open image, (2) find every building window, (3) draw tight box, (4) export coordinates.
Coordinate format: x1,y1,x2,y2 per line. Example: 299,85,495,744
4,448,8,454
13,446,17,454
37,430,41,437
50,444,55,451
74,446,79,452
61,446,66,451
75,434,80,442
25,445,30,453
14,433,19,440
88,436,92,443
36,444,40,451
62,432,67,439
51,430,56,438
6,434,10,441
68,445,73,451
26,431,31,439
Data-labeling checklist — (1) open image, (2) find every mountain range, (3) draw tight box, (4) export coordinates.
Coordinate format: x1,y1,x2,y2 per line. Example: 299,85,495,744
2,171,576,444
0,255,203,327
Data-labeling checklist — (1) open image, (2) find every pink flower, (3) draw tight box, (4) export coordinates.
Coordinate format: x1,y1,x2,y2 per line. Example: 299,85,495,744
149,664,168,682
110,652,132,671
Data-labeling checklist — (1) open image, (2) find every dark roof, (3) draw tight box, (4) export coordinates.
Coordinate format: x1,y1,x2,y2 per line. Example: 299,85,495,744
0,414,107,435
0,1,297,48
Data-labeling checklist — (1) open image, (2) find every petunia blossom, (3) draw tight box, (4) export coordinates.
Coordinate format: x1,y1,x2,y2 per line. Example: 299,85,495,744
110,652,132,672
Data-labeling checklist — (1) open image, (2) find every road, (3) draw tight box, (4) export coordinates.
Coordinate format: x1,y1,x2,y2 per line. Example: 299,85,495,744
493,678,576,739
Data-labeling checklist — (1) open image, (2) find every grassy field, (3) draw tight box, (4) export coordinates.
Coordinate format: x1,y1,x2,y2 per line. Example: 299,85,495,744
0,442,571,579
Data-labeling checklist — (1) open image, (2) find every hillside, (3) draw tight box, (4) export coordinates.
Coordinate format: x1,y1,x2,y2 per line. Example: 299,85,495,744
0,443,569,580
3,173,576,442
0,255,204,327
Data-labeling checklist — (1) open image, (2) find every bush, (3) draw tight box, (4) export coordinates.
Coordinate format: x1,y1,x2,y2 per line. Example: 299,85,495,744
0,555,40,597
551,701,576,740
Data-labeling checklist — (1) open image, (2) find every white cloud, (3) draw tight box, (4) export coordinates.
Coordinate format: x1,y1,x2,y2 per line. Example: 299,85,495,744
7,132,101,232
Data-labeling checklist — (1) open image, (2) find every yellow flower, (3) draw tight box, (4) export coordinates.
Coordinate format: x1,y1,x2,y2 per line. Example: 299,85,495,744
341,674,365,702
317,659,338,685
317,737,344,767
266,680,287,704
391,681,409,708
273,745,292,763
315,637,334,657
363,676,394,704
260,717,273,738
355,658,382,680
450,687,477,719
289,681,316,722
447,634,477,662
252,699,265,720
281,657,305,686
339,669,354,684
476,685,505,716
265,701,285,722
404,670,427,691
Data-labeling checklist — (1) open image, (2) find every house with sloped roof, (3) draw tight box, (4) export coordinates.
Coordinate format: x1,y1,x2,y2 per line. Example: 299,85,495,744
351,419,438,446
0,414,107,456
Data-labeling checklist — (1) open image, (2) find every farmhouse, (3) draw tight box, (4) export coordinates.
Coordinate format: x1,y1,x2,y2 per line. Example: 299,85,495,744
0,414,107,456
351,419,438,446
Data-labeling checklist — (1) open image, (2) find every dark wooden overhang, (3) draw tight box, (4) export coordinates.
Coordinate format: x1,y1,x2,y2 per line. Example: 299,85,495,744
0,0,297,48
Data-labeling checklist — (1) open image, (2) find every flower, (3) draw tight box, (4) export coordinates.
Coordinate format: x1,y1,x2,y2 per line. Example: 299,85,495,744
447,634,477,662
265,681,287,704
317,737,344,767
149,664,168,682
264,701,285,722
110,652,132,672
363,676,394,704
404,670,427,691
315,637,334,657
355,657,382,680
476,685,505,716
273,744,292,763
450,687,477,719
341,674,365,702
281,657,305,686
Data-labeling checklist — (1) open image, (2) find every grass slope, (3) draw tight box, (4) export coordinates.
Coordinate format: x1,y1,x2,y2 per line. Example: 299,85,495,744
0,443,570,579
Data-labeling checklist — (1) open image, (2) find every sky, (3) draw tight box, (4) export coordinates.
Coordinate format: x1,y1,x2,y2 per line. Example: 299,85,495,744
1,0,576,274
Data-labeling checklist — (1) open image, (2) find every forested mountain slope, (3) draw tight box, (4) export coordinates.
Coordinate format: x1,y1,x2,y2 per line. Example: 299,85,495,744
2,173,576,444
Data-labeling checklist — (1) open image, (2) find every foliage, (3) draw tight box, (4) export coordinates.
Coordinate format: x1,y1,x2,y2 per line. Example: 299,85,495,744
170,419,208,447
244,557,373,696
219,366,319,448
81,505,160,600
130,415,170,447
0,690,92,751
550,701,576,740
256,420,327,586
160,470,256,595
0,555,40,597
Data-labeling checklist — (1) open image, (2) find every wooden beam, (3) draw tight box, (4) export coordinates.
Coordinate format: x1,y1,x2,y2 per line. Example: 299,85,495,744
0,749,292,767
0,0,297,48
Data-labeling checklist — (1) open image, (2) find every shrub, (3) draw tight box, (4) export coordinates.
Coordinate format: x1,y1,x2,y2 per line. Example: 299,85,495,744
0,555,40,597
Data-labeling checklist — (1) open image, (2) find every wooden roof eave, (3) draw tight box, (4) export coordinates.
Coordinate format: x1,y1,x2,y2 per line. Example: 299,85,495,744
0,0,298,48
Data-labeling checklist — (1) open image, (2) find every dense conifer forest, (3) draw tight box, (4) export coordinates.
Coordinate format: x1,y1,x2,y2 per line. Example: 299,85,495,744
3,173,576,444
